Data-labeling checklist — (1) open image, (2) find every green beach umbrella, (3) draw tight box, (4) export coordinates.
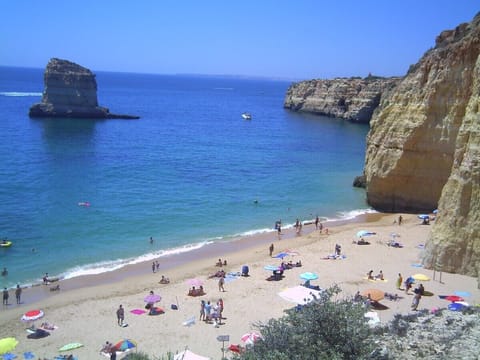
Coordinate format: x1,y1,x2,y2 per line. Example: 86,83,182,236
59,342,83,352
0,337,18,355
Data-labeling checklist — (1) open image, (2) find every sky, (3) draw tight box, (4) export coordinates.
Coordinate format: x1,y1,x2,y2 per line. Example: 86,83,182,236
0,1,478,80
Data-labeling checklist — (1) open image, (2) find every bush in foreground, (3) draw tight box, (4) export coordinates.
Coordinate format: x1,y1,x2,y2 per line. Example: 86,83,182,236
233,285,373,360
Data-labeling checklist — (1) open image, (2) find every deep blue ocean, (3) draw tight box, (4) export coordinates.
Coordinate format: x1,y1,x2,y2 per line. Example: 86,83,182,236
0,66,370,289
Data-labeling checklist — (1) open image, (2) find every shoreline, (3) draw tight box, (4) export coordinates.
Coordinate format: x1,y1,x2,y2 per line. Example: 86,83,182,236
2,212,478,359
8,211,382,306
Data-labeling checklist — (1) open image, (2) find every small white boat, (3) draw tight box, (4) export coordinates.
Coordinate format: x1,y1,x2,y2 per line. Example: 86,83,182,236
241,112,252,120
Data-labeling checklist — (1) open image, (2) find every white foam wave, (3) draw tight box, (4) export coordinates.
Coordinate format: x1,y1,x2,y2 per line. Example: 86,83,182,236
52,209,376,281
336,208,377,220
214,87,234,90
60,240,213,280
0,91,42,97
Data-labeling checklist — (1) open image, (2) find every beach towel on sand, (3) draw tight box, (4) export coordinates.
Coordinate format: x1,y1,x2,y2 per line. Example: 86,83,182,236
130,309,146,315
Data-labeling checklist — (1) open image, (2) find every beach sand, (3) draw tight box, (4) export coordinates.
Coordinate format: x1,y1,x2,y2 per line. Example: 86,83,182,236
1,213,479,359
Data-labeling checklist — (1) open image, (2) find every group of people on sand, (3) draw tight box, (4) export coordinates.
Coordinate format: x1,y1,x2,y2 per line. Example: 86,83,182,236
188,286,205,297
366,269,384,281
215,258,227,267
199,298,224,327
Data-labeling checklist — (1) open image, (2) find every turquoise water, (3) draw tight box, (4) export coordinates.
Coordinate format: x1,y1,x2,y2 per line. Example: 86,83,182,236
0,67,370,288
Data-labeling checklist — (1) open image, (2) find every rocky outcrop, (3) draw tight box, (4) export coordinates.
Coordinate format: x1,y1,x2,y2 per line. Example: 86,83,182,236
363,13,480,278
283,76,400,123
29,58,139,119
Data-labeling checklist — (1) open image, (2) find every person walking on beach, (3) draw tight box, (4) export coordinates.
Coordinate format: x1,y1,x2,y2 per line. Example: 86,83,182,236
15,284,22,304
218,275,225,292
411,292,421,310
269,243,274,257
315,215,319,229
199,300,206,321
398,215,403,225
3,287,9,305
116,304,124,326
151,261,156,273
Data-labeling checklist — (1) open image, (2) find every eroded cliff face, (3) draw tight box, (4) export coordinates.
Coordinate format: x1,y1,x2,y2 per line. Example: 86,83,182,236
364,13,480,278
29,58,139,119
284,76,400,123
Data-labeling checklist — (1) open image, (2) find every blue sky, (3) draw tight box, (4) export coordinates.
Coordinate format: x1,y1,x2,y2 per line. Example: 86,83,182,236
1,1,477,80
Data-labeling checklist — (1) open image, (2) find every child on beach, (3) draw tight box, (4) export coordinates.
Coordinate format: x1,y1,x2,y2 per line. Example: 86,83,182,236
396,273,403,289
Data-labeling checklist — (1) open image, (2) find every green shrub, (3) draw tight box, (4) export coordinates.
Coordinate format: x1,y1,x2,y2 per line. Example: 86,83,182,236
234,285,373,360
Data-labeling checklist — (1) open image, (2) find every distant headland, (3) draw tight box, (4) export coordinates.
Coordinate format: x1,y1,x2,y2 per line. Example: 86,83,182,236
29,58,139,119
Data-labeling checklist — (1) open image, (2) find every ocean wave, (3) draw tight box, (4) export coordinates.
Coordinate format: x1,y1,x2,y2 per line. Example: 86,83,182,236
59,240,214,280
0,91,42,97
335,208,378,220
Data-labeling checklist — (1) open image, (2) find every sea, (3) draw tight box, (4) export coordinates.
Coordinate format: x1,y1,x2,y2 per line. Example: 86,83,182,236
0,66,371,289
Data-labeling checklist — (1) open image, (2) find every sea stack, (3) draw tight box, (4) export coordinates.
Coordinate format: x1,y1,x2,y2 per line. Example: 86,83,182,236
363,13,480,279
29,58,139,119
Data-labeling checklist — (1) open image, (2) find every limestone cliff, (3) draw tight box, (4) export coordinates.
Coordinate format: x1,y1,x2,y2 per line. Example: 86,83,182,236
29,58,139,119
283,76,400,123
364,13,480,278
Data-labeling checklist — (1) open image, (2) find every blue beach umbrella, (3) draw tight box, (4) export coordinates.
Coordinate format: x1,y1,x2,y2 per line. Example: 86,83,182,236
454,291,471,297
356,230,376,238
417,214,430,220
264,265,280,271
300,272,318,281
448,302,467,311
432,209,438,214
274,252,289,259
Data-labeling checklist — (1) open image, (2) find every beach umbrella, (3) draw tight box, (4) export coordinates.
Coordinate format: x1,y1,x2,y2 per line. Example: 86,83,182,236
356,230,376,238
439,295,464,302
285,249,300,256
186,278,204,287
448,302,468,311
412,273,430,281
113,339,136,351
278,285,322,305
263,265,280,271
361,289,384,302
174,349,210,360
241,332,262,345
274,252,289,259
21,309,44,322
0,338,18,355
417,214,430,220
144,293,162,304
299,272,318,281
59,343,83,352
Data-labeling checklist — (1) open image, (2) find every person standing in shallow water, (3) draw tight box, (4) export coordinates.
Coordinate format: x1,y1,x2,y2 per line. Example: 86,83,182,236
3,287,9,305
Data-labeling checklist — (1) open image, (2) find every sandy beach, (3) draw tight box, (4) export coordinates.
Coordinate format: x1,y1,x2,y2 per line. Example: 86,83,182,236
1,213,479,359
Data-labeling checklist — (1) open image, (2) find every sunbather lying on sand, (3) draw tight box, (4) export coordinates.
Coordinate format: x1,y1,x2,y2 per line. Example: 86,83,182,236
208,269,225,278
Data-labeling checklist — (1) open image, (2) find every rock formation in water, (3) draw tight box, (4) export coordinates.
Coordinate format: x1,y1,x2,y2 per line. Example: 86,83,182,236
363,13,479,279
29,58,139,119
283,75,400,123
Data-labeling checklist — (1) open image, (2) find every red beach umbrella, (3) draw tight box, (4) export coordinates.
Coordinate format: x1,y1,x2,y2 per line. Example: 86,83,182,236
440,295,464,302
21,309,44,322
